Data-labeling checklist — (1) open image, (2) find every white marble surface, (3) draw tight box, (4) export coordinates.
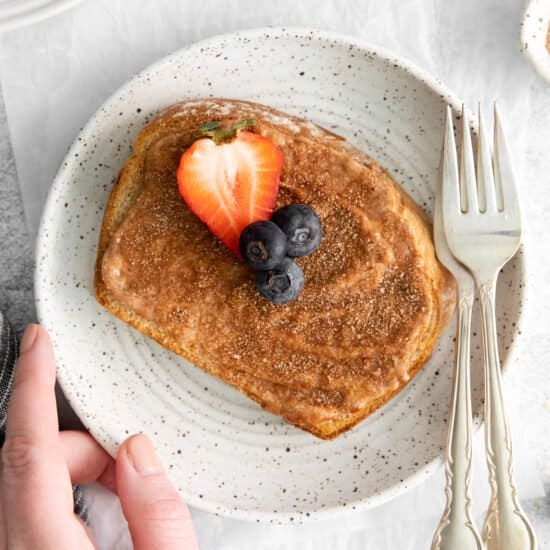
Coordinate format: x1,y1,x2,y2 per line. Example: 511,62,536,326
0,0,549,548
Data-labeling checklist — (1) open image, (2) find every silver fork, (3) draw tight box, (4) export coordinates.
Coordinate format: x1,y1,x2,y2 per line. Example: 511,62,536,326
432,109,483,550
431,107,483,550
441,103,537,550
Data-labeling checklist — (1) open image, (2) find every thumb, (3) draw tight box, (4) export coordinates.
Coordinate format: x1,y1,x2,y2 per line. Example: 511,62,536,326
116,434,198,550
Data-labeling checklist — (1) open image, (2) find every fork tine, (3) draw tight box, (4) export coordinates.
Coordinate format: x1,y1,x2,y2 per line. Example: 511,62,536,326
476,104,497,213
442,106,460,216
493,103,519,217
460,104,478,213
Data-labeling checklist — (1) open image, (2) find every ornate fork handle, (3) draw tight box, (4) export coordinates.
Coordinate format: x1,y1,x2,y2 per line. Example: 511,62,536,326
431,289,482,550
479,278,537,550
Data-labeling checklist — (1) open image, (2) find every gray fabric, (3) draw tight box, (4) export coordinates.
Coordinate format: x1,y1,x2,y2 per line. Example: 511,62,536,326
0,311,16,435
0,90,35,338
73,484,89,524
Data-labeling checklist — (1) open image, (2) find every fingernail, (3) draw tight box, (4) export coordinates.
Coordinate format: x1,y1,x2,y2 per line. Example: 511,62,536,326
126,434,162,474
20,324,39,354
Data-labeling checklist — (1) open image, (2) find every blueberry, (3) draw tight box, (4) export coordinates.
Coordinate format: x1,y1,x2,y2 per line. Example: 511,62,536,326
271,204,323,257
239,220,288,271
255,259,304,304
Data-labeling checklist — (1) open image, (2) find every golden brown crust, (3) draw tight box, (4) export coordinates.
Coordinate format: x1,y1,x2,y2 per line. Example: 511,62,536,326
95,99,455,439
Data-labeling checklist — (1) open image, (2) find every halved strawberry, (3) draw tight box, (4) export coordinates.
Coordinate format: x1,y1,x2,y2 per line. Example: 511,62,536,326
177,123,282,256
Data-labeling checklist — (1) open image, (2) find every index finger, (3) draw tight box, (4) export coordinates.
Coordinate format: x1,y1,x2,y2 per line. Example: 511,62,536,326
4,324,59,443
1,324,74,545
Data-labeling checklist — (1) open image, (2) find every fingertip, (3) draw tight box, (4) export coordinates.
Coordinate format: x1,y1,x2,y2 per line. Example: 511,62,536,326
19,324,39,354
19,324,53,355
7,325,58,443
116,433,139,457
116,434,198,549
115,434,134,471
121,434,163,475
13,325,56,390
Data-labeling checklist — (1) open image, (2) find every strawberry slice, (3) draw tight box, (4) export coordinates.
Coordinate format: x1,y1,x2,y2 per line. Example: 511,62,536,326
177,122,282,255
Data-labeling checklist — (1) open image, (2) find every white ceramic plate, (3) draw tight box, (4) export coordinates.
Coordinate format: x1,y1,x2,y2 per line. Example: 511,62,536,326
0,0,82,32
520,0,550,84
35,28,526,522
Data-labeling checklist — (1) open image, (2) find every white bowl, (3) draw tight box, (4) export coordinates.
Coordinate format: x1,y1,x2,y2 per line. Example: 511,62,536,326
0,0,82,32
35,27,526,522
520,0,550,83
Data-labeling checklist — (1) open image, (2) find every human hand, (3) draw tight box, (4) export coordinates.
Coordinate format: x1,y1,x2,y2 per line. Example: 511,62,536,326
0,324,198,549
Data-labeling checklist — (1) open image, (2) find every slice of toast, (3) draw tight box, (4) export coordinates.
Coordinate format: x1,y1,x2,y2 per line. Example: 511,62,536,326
95,99,455,439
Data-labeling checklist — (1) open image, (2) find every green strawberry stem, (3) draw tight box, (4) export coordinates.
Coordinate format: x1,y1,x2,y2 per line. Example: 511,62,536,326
194,118,257,144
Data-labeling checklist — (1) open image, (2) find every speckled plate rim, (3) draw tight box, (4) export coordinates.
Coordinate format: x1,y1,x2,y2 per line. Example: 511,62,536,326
35,26,528,522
